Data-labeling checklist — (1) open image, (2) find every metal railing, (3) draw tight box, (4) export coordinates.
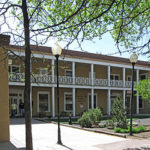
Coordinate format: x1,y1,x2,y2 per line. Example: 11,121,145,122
9,73,135,88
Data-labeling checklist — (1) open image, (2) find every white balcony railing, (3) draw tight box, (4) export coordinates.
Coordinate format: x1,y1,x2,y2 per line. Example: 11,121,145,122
110,80,123,87
9,73,135,88
94,79,108,86
75,77,91,85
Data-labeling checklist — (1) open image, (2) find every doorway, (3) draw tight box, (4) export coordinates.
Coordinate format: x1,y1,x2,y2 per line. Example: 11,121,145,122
125,96,131,114
9,90,24,117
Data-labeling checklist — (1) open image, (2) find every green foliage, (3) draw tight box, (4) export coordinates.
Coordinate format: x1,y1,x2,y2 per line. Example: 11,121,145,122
114,126,146,133
3,0,149,52
106,119,115,129
78,108,103,128
136,79,150,102
111,97,128,129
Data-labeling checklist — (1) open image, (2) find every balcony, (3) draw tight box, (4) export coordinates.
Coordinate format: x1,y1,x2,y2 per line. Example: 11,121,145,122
9,73,135,88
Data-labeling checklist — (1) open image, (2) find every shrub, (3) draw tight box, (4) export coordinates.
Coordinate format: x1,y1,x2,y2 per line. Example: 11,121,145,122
114,126,146,133
111,96,128,129
78,112,92,128
78,108,103,128
106,120,115,129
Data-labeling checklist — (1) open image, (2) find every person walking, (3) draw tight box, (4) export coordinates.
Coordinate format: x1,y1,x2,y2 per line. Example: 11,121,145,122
11,103,17,117
19,101,24,117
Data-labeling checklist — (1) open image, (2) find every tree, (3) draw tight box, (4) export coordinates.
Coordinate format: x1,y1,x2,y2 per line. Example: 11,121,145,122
111,97,128,129
136,79,150,102
0,0,149,149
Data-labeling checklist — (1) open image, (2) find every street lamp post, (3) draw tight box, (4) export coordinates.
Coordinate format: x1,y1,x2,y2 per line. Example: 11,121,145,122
129,52,138,136
52,42,62,145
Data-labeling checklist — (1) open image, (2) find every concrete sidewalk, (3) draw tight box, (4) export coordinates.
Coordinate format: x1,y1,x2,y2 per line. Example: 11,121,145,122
0,119,150,150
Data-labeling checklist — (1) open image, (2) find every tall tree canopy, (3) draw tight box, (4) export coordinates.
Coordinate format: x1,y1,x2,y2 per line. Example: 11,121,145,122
0,0,150,54
136,79,150,102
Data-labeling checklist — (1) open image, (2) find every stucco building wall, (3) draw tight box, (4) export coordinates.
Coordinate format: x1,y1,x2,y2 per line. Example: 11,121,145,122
0,34,10,141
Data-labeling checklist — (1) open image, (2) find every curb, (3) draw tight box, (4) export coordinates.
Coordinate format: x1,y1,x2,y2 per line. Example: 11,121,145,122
37,119,126,138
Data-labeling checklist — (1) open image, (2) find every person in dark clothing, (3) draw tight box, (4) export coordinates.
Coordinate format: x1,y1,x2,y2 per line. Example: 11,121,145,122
19,101,24,117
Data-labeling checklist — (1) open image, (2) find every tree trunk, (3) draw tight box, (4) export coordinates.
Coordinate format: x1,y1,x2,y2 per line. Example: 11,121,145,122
22,0,33,149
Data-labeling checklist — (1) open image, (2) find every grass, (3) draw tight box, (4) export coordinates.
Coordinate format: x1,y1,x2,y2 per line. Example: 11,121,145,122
46,118,79,124
114,126,146,133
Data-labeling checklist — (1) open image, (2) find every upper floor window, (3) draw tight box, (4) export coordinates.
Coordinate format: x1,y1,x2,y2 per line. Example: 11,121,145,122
40,68,48,75
110,74,119,80
127,76,132,81
9,65,20,73
140,74,147,80
66,70,72,77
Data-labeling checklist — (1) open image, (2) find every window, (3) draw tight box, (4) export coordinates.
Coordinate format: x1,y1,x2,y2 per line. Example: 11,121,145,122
38,92,49,112
140,74,147,80
110,74,119,80
40,68,48,75
88,94,97,109
66,70,72,77
64,93,72,112
139,97,144,109
9,65,20,73
127,76,132,81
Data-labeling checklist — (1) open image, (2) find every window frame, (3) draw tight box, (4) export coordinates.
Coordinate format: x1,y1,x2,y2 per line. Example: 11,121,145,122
110,74,120,80
9,65,20,73
65,70,72,77
88,93,97,109
140,73,147,80
64,92,73,112
37,91,50,113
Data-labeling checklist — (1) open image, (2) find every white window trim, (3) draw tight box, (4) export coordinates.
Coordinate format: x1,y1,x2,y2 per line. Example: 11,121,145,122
37,91,50,113
110,74,120,80
88,93,97,109
139,73,147,80
64,92,73,112
9,65,20,73
65,69,72,77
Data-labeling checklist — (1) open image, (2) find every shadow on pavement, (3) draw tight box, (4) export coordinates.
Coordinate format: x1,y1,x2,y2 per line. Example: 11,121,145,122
123,147,150,150
10,118,48,125
0,141,25,150
61,144,73,150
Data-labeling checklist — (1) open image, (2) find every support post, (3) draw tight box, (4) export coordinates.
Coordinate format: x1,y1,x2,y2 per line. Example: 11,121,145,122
107,89,111,115
72,88,76,117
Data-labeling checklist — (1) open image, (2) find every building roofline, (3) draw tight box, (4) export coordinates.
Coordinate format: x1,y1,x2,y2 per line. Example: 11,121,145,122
9,45,150,67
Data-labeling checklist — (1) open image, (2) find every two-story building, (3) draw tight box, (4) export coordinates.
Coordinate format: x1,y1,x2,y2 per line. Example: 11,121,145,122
8,44,150,118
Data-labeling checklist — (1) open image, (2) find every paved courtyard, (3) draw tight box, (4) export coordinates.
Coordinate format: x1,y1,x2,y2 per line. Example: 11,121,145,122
1,119,150,150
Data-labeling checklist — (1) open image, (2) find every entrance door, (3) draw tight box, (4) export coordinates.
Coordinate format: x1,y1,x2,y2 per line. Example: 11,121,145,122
88,94,97,109
125,96,131,114
9,92,24,117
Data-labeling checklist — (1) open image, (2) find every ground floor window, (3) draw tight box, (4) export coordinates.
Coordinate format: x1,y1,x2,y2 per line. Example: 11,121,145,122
38,92,50,112
88,94,97,109
64,93,72,112
139,97,144,109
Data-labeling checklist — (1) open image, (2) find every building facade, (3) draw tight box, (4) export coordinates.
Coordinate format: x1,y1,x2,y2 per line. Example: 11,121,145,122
0,35,10,141
8,44,150,118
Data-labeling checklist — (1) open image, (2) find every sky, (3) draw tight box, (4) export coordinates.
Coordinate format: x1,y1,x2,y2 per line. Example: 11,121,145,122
45,33,149,62
0,3,148,62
